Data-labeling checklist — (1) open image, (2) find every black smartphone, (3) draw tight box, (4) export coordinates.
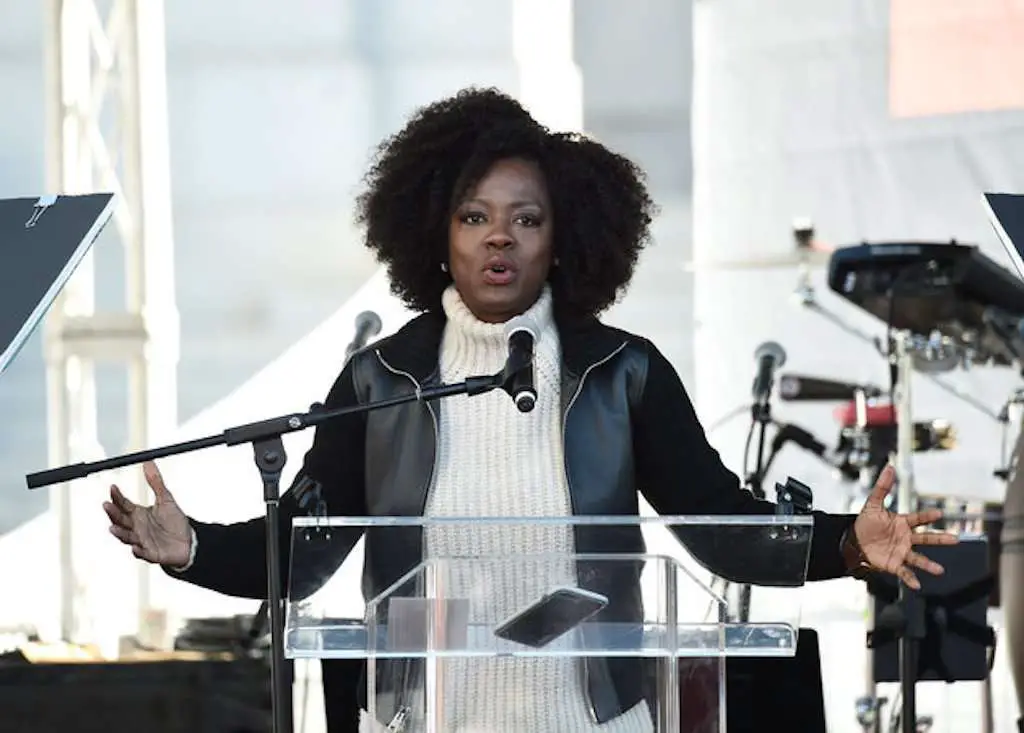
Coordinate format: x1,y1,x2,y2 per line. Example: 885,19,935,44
493,586,609,648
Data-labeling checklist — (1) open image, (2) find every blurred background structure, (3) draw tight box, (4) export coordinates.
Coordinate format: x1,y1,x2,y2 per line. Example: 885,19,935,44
0,1,1022,731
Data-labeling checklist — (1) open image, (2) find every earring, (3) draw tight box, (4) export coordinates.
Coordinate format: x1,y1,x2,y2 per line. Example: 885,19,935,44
553,257,560,267
440,262,448,273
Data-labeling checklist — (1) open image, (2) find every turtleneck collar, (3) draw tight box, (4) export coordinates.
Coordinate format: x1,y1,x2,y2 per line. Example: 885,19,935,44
441,284,554,342
439,284,557,376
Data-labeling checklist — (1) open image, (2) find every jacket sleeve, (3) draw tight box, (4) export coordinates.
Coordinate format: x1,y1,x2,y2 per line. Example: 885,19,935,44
633,340,855,583
164,361,368,599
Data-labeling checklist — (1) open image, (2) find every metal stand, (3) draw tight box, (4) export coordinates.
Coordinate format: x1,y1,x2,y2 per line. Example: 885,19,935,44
858,331,923,733
748,400,772,501
25,366,528,733
870,332,922,733
732,398,773,623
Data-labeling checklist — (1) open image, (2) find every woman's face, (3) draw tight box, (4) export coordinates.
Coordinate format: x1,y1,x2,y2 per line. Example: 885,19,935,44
448,158,554,323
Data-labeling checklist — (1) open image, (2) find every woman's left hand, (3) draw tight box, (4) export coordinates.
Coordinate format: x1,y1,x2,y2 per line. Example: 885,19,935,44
851,464,959,589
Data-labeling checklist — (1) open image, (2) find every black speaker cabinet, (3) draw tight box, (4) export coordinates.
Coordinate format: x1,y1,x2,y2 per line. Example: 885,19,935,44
0,658,271,733
724,628,827,733
869,538,994,684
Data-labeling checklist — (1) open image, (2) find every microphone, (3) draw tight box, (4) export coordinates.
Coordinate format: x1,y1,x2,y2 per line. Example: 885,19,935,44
345,311,383,359
503,316,539,413
751,341,786,403
778,373,883,402
772,423,828,459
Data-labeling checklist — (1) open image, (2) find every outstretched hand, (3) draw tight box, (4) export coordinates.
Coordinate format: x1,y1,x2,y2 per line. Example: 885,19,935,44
852,464,958,589
102,461,192,568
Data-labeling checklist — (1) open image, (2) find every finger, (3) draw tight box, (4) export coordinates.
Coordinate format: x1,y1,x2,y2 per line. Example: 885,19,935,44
904,508,942,528
131,544,158,563
866,464,896,507
110,484,135,513
912,530,959,546
143,461,171,501
897,566,921,591
108,524,139,546
904,550,944,576
103,501,133,530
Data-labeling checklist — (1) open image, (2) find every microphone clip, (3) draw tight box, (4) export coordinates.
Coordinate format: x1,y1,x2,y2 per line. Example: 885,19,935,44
499,357,536,413
775,477,814,516
771,477,814,542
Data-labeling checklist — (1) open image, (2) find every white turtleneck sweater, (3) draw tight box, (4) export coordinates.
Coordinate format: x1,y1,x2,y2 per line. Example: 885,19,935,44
361,286,652,732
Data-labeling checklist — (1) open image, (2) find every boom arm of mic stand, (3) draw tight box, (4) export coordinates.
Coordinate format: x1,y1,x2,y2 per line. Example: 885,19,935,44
24,370,504,733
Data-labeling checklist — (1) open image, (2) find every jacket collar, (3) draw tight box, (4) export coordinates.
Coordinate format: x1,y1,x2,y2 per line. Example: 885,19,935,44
374,307,628,383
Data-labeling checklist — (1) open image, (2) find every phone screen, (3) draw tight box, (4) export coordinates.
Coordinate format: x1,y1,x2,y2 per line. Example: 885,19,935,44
493,587,609,648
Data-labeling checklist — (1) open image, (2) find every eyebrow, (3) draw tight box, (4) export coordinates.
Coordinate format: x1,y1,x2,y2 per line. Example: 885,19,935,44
461,197,545,209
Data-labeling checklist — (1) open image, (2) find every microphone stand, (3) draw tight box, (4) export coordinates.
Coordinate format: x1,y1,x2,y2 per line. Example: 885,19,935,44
735,395,773,623
747,397,772,501
26,366,524,733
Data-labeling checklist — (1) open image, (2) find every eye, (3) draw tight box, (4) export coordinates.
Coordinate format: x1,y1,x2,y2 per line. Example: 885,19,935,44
459,211,486,225
514,213,542,228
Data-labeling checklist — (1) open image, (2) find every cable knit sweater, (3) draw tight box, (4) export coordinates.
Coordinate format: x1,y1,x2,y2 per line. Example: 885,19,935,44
361,286,652,732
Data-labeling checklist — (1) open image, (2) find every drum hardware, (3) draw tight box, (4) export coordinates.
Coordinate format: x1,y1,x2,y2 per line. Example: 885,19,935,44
823,238,1024,733
753,234,1022,728
792,238,1002,422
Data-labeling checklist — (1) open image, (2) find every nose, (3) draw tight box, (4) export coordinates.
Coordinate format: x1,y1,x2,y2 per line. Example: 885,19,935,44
484,227,514,249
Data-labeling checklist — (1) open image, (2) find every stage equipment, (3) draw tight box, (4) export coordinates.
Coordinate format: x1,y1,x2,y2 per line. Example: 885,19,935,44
0,655,271,733
779,373,884,402
0,194,114,374
285,513,812,732
344,311,382,359
828,240,1024,368
26,349,537,733
732,342,788,623
866,539,995,685
725,628,827,732
745,341,787,501
826,237,1024,732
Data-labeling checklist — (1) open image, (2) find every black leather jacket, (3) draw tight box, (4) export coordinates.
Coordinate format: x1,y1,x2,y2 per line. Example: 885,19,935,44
175,310,856,724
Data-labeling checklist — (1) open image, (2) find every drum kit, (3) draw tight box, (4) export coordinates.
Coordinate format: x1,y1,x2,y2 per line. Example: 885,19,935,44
740,230,1024,733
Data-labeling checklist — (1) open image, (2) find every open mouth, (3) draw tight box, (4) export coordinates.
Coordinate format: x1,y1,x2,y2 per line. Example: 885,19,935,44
483,259,517,284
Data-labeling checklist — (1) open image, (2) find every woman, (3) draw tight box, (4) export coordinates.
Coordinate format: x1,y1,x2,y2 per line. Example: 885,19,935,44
103,88,954,732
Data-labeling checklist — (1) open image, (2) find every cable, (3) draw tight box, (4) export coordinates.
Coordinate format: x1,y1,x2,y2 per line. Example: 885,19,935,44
741,417,755,487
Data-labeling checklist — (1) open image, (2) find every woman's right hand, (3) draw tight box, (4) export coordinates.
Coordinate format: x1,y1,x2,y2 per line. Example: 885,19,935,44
103,461,192,568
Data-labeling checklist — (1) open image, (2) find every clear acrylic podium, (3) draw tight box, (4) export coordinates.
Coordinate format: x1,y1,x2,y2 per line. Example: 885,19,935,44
285,515,812,733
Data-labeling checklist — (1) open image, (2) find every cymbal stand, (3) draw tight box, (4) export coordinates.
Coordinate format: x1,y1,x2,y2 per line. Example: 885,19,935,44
858,332,923,733
891,331,924,733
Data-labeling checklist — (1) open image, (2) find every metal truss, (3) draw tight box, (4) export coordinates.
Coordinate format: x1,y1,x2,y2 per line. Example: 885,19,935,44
43,0,178,643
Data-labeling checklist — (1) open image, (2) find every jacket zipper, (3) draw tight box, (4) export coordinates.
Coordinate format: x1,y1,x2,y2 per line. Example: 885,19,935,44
561,340,628,724
378,341,630,725
374,351,440,514
373,351,438,728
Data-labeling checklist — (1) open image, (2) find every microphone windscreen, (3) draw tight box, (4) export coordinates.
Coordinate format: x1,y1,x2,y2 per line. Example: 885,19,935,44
355,310,382,337
754,341,787,367
504,315,540,343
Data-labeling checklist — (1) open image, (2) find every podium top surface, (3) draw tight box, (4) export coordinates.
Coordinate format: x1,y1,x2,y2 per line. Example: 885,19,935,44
983,192,1024,281
0,194,114,375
